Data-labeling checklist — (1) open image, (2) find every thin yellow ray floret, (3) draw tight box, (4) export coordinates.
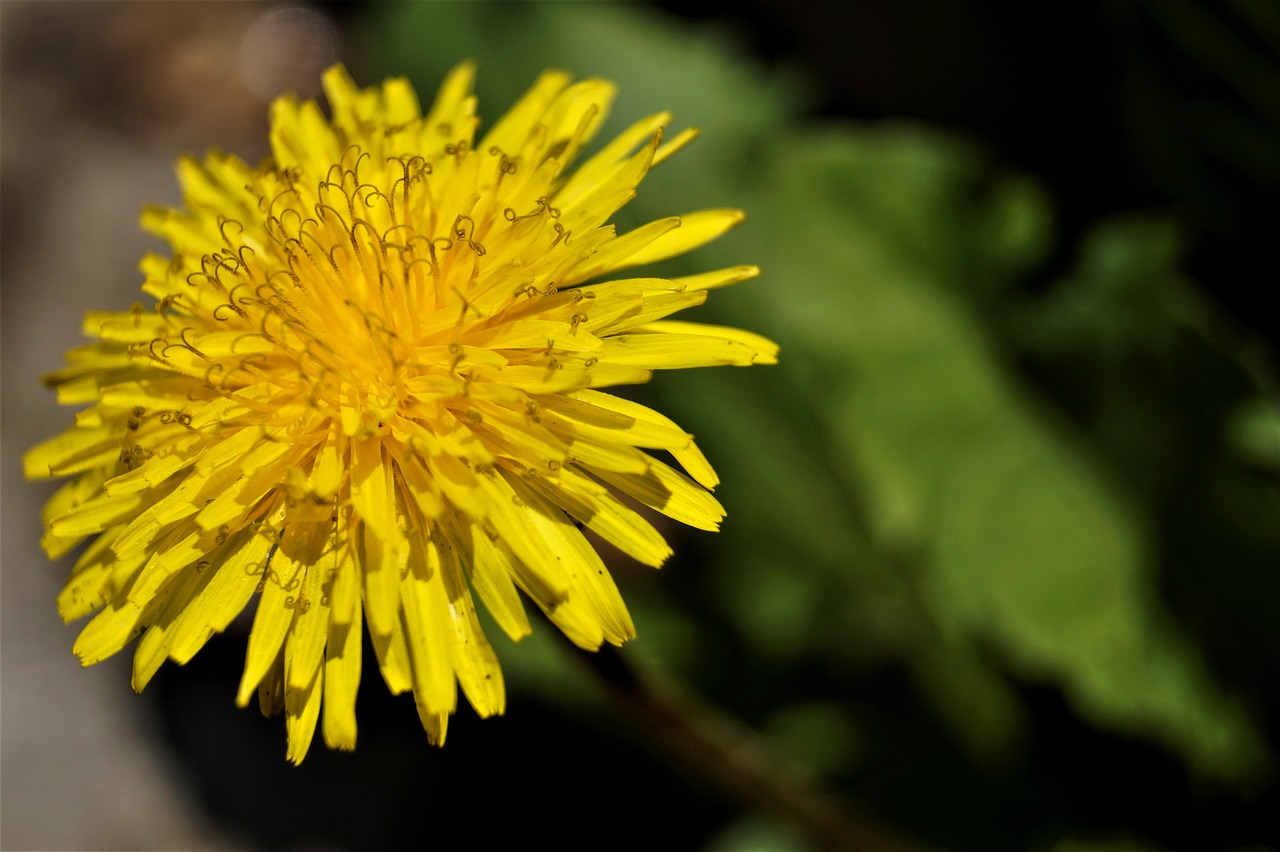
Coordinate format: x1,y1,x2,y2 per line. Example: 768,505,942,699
322,595,363,751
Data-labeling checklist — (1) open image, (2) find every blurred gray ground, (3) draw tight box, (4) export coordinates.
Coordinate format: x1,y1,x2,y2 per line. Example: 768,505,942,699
2,4,337,848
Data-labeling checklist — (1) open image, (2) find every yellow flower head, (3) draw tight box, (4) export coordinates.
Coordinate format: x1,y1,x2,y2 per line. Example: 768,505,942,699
25,64,776,762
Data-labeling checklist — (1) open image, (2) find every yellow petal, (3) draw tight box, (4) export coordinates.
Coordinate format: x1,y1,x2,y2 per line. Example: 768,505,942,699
57,528,122,622
597,332,765,369
564,217,680,285
672,264,760,291
50,491,148,540
322,596,363,751
104,451,195,496
350,438,393,539
74,598,149,666
591,456,725,532
237,522,325,706
362,504,407,641
652,126,700,167
24,426,117,480
430,534,505,716
166,519,279,664
506,474,635,647
131,562,208,692
369,608,414,696
285,548,331,694
423,61,477,142
473,471,572,608
612,209,746,269
438,511,530,642
480,69,572,157
285,666,323,765
638,320,779,365
525,466,672,568
326,508,361,628
401,535,456,717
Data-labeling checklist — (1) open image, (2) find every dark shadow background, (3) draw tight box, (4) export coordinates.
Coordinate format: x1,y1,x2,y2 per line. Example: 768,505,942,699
662,0,1278,345
3,2,1277,850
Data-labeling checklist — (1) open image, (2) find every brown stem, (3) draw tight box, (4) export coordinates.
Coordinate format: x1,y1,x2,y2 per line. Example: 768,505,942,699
572,643,932,852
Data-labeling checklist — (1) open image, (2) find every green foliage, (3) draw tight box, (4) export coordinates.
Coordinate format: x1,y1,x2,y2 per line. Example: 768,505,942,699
705,814,813,852
739,132,1265,780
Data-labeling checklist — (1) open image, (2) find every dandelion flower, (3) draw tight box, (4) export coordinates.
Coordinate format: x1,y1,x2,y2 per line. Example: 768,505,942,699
25,63,776,762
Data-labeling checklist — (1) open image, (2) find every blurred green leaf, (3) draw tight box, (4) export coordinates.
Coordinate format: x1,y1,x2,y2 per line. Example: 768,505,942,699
1233,399,1280,469
1144,0,1280,130
764,700,863,777
705,814,814,852
738,131,1265,782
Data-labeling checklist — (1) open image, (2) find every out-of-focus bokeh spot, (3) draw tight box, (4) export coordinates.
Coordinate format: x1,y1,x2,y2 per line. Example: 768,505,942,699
240,5,340,102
